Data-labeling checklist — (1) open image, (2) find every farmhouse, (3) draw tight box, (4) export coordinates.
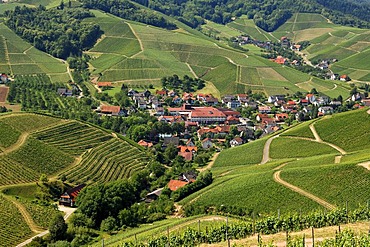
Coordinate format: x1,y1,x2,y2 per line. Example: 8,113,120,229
138,140,153,148
59,184,86,207
230,137,243,147
97,82,112,88
168,179,190,191
99,105,122,116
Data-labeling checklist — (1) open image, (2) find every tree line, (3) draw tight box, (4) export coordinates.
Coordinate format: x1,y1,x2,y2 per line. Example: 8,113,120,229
131,0,370,31
80,0,177,30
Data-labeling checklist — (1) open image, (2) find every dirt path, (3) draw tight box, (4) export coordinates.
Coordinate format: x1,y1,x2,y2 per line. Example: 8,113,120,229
4,195,44,234
273,170,336,210
309,124,347,155
186,63,198,78
261,135,279,164
334,155,342,164
0,132,29,156
198,152,220,172
127,22,144,58
16,205,77,247
358,161,370,171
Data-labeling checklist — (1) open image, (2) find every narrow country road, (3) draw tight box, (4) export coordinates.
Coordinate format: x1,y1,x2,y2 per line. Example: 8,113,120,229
0,132,29,156
16,206,77,247
261,135,279,164
198,152,220,172
309,124,347,155
273,170,336,210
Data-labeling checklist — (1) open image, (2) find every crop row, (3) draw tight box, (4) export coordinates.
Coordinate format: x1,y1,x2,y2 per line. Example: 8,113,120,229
62,138,147,184
0,157,39,186
0,196,33,247
34,121,112,156
0,121,21,148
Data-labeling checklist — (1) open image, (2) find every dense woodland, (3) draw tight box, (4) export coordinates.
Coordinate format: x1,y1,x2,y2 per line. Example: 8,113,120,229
80,0,177,29
5,6,101,59
132,0,370,30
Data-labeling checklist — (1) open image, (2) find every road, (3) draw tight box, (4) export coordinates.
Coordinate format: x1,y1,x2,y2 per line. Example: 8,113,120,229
261,135,279,164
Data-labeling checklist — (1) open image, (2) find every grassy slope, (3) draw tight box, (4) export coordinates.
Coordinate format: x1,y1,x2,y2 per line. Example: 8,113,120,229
314,109,370,152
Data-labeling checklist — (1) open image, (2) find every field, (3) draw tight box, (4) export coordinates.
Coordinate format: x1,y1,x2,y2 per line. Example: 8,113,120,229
82,10,350,97
0,24,69,82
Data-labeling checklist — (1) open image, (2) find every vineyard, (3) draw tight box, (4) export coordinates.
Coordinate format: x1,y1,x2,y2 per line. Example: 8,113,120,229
34,121,112,156
0,196,33,247
61,138,149,184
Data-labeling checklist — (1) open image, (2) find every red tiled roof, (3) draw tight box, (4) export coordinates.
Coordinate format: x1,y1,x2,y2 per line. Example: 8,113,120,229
178,146,198,153
168,180,189,191
138,140,153,148
274,56,287,64
190,107,225,118
178,152,193,161
60,184,85,201
101,105,120,114
97,82,112,87
156,90,167,95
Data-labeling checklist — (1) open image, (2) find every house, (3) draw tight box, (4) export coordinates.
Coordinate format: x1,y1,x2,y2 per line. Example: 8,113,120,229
97,82,112,88
163,136,180,146
57,88,73,97
340,75,350,81
99,105,122,116
178,146,198,153
179,171,197,182
299,99,309,106
226,115,240,125
330,100,342,107
138,140,153,148
201,138,213,149
361,98,370,107
178,151,193,161
156,89,167,97
280,36,290,47
318,106,333,115
186,139,195,147
59,184,86,207
274,56,287,65
291,44,301,51
167,90,176,97
0,73,9,83
314,96,330,106
230,137,243,147
351,93,365,102
227,100,241,109
275,113,289,122
258,106,272,113
145,188,163,203
188,107,227,124
256,113,269,122
268,95,285,103
197,125,230,138
137,98,147,109
172,96,182,104
245,101,257,109
168,179,190,191
305,94,316,103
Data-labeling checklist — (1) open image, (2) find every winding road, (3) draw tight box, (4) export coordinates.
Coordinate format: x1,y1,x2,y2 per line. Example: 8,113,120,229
261,135,279,164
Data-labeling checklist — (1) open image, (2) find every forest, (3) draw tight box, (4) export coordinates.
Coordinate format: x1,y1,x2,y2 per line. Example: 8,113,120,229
132,0,370,31
80,0,177,29
5,6,101,59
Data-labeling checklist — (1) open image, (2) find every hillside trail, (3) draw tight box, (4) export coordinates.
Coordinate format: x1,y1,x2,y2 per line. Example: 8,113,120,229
3,195,44,234
260,135,279,164
0,132,29,156
273,170,336,210
197,152,220,172
16,205,77,247
186,63,198,78
309,123,347,155
126,22,144,58
358,161,370,171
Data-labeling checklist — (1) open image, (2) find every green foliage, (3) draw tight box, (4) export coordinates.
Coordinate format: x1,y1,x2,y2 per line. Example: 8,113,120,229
0,121,20,148
316,230,370,247
81,0,177,29
5,6,101,59
161,74,205,92
49,214,68,242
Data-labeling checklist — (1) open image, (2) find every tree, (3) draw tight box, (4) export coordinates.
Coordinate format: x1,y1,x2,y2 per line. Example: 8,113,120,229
39,174,48,184
49,214,67,242
100,216,117,232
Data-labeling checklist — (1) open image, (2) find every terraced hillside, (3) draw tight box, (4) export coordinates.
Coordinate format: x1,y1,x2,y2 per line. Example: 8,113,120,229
0,24,70,83
179,108,370,215
83,10,350,97
0,113,149,186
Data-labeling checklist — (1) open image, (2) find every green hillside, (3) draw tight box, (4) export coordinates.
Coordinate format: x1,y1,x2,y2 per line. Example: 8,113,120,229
178,108,370,218
0,24,70,83
0,113,149,187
